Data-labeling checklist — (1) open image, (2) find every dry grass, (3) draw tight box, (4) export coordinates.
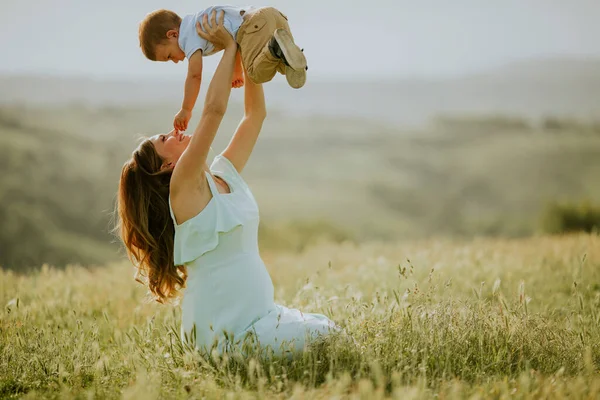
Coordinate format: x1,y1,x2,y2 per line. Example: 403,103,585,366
1,234,600,399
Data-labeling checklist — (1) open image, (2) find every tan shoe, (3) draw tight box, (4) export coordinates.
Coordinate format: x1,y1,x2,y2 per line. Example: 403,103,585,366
269,29,307,89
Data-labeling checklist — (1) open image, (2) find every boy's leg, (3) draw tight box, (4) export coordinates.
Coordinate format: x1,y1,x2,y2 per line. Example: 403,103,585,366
236,7,305,87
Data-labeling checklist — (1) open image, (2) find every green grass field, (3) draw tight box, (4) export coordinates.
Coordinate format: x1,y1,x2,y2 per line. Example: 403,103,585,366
2,234,599,399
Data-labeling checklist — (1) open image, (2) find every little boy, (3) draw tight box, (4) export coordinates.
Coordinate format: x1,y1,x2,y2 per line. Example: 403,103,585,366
138,6,307,131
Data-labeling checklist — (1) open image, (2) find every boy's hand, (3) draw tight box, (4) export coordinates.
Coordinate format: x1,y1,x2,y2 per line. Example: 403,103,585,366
232,52,245,88
174,109,192,131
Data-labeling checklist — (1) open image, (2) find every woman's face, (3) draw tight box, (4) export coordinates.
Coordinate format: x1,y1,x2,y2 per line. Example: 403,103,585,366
150,129,190,168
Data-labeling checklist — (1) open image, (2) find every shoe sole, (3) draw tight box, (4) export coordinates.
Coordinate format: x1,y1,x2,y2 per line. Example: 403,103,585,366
273,29,307,89
285,66,306,89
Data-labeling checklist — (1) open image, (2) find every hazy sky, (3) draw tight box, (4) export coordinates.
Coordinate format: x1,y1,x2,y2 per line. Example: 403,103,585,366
2,0,600,79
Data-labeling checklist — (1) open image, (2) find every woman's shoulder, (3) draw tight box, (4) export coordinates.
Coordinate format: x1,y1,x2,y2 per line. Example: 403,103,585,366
210,154,237,174
210,154,246,186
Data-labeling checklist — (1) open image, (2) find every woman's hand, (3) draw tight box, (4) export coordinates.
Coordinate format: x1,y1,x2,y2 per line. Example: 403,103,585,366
196,10,236,51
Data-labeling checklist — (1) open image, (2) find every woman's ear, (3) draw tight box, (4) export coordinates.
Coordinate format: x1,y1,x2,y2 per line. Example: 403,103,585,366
161,161,175,171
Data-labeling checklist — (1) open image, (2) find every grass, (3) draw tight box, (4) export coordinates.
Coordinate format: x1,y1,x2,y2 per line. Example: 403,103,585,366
1,234,600,399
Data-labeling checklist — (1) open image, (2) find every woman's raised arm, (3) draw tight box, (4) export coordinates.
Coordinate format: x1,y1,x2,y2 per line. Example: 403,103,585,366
222,67,267,173
171,10,237,193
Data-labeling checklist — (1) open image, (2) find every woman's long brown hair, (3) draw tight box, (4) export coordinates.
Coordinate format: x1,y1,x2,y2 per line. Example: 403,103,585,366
115,139,186,303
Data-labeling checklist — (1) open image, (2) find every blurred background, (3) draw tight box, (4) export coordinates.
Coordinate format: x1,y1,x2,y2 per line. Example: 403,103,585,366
1,0,600,271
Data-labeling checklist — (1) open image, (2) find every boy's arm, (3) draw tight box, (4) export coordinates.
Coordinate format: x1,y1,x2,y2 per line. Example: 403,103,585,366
182,50,203,111
232,49,244,88
174,51,203,131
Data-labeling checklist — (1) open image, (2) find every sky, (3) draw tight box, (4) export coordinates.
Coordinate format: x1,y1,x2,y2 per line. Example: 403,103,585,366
2,0,600,79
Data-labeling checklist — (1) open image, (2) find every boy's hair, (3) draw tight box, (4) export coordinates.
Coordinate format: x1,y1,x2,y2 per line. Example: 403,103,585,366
138,9,182,61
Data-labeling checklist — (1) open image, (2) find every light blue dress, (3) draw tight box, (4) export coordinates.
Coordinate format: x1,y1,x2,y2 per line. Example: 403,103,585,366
169,155,335,356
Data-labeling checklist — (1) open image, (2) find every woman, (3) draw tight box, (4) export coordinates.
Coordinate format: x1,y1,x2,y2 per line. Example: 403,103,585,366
116,11,335,357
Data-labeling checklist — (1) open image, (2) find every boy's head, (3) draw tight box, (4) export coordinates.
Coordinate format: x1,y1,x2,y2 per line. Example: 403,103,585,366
138,9,186,63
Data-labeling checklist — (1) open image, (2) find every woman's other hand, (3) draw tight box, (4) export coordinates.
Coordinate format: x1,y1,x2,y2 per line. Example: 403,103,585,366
196,10,236,50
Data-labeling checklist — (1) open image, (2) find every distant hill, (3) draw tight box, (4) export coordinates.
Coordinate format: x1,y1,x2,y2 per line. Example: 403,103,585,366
469,57,600,82
2,100,600,270
2,57,600,270
2,57,599,126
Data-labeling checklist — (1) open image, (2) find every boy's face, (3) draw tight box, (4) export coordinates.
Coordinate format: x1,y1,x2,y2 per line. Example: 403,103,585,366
154,30,186,63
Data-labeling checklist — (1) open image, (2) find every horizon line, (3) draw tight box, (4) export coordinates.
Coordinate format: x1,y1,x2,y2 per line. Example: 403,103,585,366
2,54,600,83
